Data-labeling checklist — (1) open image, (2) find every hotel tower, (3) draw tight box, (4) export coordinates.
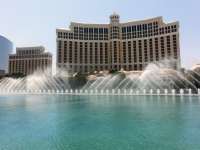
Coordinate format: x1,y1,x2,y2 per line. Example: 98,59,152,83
56,13,180,73
9,46,52,75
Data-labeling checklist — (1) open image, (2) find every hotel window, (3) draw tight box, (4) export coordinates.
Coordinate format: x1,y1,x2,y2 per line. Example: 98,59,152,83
64,41,67,63
58,41,62,63
171,25,177,32
139,64,143,70
153,22,158,35
90,42,93,64
134,64,137,70
137,25,142,38
111,26,119,39
99,28,103,40
128,41,131,63
138,40,142,62
63,32,68,39
132,25,136,39
104,28,108,40
105,43,108,64
79,27,83,40
173,35,177,59
74,42,78,63
85,42,88,64
68,33,73,39
79,43,83,65
100,43,103,64
114,41,117,63
95,66,98,70
89,28,93,40
144,40,148,62
148,23,153,37
133,41,137,63
94,28,98,40
84,28,88,40
127,26,131,39
149,39,153,62
160,37,165,60
155,38,159,61
123,42,126,63
142,24,147,37
122,27,126,40
69,41,72,63
95,43,98,64
85,66,88,72
167,36,171,59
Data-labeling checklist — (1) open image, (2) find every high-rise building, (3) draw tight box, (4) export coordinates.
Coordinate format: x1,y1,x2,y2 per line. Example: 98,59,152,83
0,69,5,75
8,46,52,75
56,13,180,73
0,35,13,73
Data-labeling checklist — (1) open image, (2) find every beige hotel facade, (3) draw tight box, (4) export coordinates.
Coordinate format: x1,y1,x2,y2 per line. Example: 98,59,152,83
8,46,52,75
56,13,180,73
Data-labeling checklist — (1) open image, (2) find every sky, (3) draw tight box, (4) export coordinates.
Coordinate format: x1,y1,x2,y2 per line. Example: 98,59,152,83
1,0,200,75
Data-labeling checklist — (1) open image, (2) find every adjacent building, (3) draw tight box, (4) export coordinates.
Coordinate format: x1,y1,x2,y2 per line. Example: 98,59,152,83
0,35,13,73
56,13,181,73
8,46,52,75
0,69,5,75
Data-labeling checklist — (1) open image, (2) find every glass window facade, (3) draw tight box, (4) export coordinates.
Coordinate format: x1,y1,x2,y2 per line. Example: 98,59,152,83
0,35,13,73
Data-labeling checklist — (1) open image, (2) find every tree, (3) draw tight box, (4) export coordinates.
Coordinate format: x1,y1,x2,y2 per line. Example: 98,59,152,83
0,72,26,80
109,69,116,74
68,72,88,90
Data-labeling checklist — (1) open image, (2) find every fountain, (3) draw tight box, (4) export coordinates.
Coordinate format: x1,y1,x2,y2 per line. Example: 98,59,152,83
0,62,200,96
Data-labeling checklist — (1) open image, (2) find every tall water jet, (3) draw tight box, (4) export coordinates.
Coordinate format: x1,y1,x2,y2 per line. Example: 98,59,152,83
130,89,133,95
164,89,168,95
136,90,139,95
172,89,175,95
106,89,109,94
101,89,103,94
118,89,120,95
124,89,126,94
180,89,184,95
150,89,153,95
189,88,192,95
157,89,160,95
143,89,146,95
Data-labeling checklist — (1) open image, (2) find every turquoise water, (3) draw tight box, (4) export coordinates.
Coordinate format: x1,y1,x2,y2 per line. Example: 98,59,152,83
0,95,200,150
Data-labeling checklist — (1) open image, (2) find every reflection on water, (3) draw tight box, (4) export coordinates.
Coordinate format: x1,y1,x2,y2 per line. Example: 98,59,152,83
0,95,200,149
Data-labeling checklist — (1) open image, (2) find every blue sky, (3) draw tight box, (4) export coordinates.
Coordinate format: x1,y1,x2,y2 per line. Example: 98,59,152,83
1,0,200,75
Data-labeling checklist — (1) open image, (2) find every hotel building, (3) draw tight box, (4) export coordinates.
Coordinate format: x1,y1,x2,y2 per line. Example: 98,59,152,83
56,13,180,73
8,46,52,75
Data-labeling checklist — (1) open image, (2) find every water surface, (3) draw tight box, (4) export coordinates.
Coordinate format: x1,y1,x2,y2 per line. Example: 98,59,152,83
0,95,200,149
